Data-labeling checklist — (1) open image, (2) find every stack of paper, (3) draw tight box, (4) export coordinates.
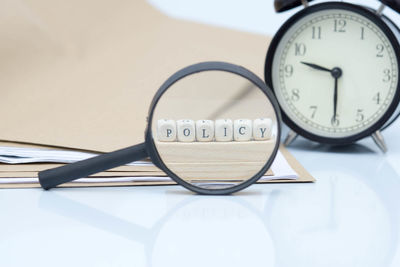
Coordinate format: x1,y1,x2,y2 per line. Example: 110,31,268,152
0,144,300,187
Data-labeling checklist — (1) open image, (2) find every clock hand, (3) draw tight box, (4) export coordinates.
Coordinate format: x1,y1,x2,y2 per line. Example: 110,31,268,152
333,77,339,124
301,61,343,124
331,67,343,125
301,61,332,72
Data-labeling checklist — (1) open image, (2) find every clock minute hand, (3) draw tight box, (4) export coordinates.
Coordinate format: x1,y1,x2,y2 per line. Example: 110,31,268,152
331,67,343,125
301,61,332,72
333,77,339,123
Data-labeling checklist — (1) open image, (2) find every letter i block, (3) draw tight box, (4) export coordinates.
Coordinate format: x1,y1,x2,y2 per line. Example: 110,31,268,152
215,119,233,141
253,118,272,140
157,119,176,141
177,119,196,142
196,120,214,142
234,119,252,141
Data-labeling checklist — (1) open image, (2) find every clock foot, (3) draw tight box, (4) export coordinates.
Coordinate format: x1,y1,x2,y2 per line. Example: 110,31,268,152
284,130,298,146
376,3,385,16
372,130,388,153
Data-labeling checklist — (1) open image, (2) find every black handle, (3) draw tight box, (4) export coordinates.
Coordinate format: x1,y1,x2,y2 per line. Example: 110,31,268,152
274,0,400,14
39,143,148,189
381,0,400,14
274,0,314,13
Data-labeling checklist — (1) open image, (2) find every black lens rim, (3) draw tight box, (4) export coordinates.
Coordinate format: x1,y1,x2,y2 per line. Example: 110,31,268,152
145,61,282,195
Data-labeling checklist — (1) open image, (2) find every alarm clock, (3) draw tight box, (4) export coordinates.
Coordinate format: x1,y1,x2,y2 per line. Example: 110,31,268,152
265,0,400,152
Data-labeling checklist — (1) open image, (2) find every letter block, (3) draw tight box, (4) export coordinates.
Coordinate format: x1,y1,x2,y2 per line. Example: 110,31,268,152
234,119,252,141
157,119,176,141
253,118,272,140
215,119,233,141
177,119,196,142
196,120,214,142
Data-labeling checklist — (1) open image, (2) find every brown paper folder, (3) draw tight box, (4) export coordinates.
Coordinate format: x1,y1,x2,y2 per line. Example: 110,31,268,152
0,0,271,152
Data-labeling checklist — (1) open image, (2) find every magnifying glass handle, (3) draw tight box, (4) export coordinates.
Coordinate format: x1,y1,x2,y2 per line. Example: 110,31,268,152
39,143,148,189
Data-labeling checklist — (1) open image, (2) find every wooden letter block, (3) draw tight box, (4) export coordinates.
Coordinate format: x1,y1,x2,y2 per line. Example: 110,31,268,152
215,119,233,142
177,119,196,142
253,118,272,140
196,120,214,142
234,119,252,141
157,119,176,141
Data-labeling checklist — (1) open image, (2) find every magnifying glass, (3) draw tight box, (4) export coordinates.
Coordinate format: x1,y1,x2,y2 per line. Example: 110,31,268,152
38,62,281,194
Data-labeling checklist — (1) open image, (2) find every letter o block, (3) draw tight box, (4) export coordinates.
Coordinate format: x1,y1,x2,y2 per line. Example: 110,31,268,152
177,119,196,142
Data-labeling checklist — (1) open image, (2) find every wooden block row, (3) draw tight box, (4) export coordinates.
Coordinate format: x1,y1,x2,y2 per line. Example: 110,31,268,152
157,118,272,142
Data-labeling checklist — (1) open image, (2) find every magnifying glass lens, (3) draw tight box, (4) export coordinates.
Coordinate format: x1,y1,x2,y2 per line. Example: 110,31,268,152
151,70,278,191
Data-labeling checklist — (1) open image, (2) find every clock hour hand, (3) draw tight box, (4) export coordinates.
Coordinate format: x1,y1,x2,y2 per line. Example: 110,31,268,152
301,61,332,72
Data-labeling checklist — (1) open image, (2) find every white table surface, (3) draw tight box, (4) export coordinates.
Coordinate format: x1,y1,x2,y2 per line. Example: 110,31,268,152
2,1,400,266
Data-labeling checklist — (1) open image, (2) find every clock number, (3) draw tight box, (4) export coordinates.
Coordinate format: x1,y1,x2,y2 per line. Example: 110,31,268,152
291,89,300,101
309,105,317,119
331,115,340,127
373,92,381,104
294,43,306,56
361,27,365,40
334,19,346,33
376,44,384,57
312,26,321,39
356,109,364,122
383,69,391,82
284,65,294,77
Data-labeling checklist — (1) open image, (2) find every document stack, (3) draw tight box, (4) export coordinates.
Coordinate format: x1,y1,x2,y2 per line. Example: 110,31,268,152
0,141,304,188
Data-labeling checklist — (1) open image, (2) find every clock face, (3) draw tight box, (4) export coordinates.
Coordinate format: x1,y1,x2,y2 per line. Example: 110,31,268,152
267,3,400,142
